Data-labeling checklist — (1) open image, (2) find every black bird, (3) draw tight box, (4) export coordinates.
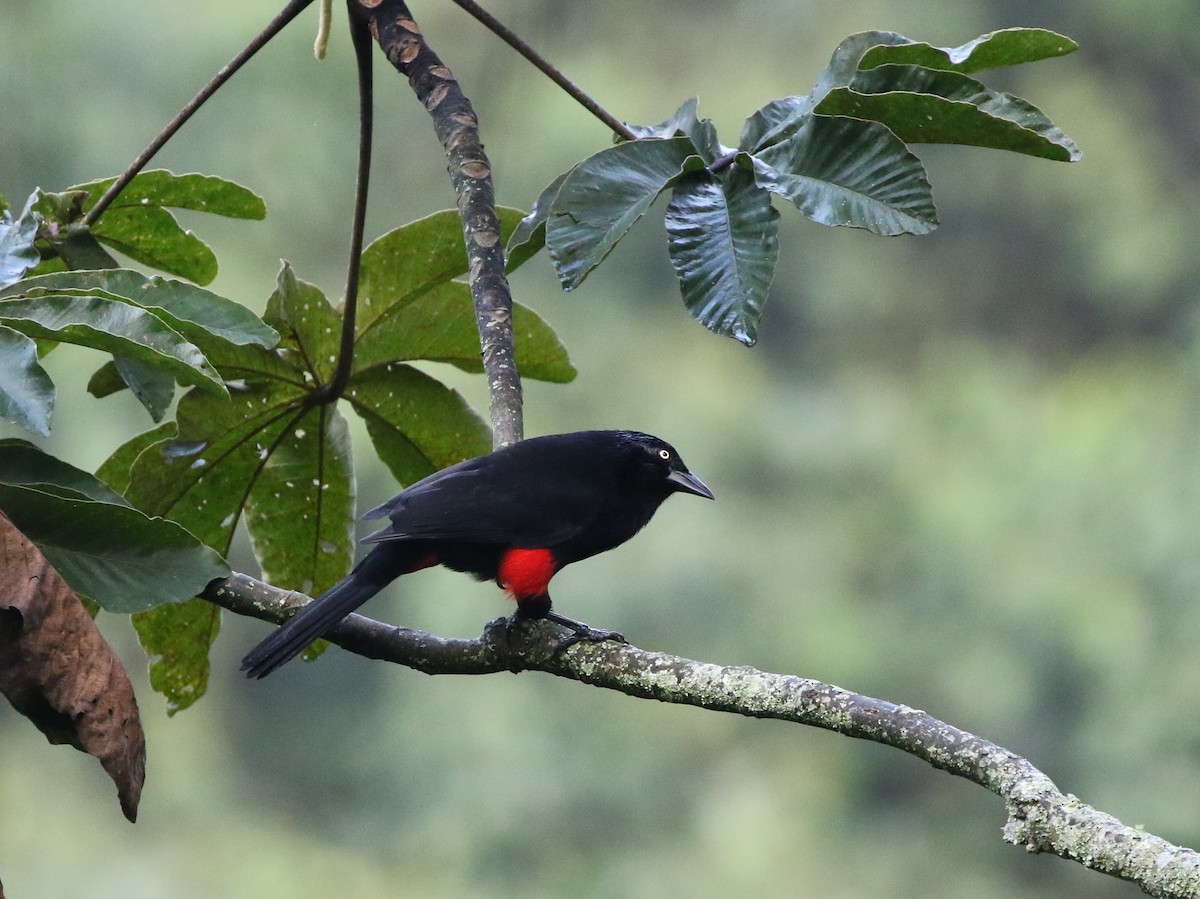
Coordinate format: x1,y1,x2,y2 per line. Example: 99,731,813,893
241,430,713,678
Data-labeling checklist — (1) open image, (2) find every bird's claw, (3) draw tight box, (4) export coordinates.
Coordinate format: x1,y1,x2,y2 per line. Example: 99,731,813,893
544,611,626,652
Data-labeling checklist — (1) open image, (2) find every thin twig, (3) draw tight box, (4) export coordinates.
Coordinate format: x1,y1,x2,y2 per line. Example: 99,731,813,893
208,570,1200,897
349,0,522,447
448,0,637,142
83,0,317,226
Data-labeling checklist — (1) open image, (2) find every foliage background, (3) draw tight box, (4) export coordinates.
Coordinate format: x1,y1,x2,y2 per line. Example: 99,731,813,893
3,1,1199,896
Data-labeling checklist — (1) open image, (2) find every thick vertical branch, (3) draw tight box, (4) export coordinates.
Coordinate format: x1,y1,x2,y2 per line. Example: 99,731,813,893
348,0,522,448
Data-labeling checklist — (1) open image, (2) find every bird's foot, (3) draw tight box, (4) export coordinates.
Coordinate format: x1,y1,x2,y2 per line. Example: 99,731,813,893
544,611,627,652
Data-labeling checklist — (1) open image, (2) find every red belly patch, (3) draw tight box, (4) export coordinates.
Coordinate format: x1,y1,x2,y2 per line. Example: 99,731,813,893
498,547,557,599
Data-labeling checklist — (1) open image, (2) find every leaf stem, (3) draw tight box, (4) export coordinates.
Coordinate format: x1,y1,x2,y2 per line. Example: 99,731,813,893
83,0,316,227
318,10,373,404
448,0,638,142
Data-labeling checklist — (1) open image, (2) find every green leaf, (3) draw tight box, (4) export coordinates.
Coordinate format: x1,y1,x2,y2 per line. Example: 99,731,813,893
53,228,121,271
545,137,707,289
816,65,1081,161
858,27,1077,75
356,213,574,382
0,326,54,435
3,269,278,350
265,263,343,386
66,171,264,286
507,171,570,272
751,115,937,235
0,293,226,395
0,196,41,288
349,363,490,486
72,170,266,220
0,483,228,613
0,439,126,504
739,96,816,155
357,207,527,332
627,98,724,163
133,599,218,715
665,167,779,346
354,282,574,383
89,205,217,285
244,403,355,595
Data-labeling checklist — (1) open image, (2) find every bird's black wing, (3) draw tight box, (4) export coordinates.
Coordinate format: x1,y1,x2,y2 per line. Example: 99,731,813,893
360,444,615,547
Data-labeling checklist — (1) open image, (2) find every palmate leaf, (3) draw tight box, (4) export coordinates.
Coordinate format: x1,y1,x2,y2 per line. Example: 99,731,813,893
750,115,937,235
0,441,228,614
357,210,575,382
545,137,707,289
69,170,266,285
665,166,779,346
816,65,1081,161
0,326,53,435
0,292,225,396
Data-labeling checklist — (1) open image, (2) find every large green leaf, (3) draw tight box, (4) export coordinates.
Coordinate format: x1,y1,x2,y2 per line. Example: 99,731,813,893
751,115,937,235
858,27,1077,75
0,293,225,394
507,171,571,272
0,482,228,613
353,282,574,383
665,166,779,346
3,269,278,349
0,196,41,288
0,326,53,435
244,403,355,595
0,439,126,504
70,170,266,285
357,207,527,332
545,137,707,289
349,363,491,486
73,171,266,220
89,205,217,285
356,211,574,382
816,65,1081,161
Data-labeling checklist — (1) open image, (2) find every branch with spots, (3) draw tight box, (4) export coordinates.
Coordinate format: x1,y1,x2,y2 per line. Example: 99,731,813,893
207,571,1200,897
349,0,523,448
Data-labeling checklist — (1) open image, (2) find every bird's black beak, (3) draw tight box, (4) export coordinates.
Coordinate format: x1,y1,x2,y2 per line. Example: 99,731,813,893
667,469,715,500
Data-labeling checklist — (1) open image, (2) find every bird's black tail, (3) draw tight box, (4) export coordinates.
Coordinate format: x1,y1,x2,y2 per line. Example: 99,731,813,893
240,545,417,679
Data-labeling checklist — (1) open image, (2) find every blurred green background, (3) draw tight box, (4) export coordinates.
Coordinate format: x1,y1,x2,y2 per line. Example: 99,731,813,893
3,1,1200,896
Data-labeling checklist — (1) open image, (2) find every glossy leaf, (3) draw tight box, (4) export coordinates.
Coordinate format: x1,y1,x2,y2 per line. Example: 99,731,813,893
2,269,278,350
858,27,1077,74
545,137,706,289
665,166,779,346
0,196,41,288
751,115,937,235
816,65,1081,161
0,482,228,613
0,293,225,394
507,171,570,272
0,326,54,435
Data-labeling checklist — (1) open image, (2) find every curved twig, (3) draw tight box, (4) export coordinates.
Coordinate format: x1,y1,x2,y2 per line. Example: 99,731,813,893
207,571,1200,898
84,0,317,226
447,0,637,142
348,0,522,447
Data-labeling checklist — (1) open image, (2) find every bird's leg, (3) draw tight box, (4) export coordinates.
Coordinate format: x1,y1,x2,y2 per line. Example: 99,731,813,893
544,610,627,651
505,595,626,651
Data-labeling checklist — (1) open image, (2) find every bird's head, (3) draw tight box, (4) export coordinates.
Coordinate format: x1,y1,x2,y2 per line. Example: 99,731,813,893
621,432,714,501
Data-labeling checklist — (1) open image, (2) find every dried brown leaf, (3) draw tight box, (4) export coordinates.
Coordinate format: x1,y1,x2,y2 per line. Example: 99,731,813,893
0,512,146,822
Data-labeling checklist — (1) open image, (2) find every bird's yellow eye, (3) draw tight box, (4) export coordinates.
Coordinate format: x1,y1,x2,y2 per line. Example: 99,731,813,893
658,449,671,460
